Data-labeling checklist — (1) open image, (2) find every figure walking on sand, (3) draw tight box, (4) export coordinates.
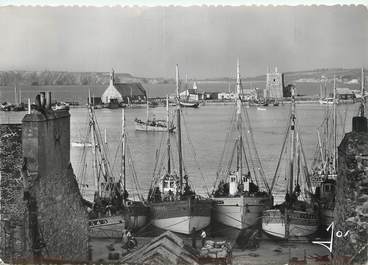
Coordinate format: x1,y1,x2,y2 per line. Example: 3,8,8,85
201,230,207,248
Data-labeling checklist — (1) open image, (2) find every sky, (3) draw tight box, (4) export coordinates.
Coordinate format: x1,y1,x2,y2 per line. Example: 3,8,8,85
0,5,367,78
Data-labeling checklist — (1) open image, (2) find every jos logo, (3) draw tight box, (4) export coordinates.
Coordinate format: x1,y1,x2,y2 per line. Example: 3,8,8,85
312,222,350,253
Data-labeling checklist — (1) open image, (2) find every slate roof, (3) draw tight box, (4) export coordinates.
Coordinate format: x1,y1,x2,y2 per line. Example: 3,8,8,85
121,231,199,265
114,83,146,97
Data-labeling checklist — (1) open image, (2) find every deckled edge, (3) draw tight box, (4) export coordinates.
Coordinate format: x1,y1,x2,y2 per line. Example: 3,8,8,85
0,3,367,8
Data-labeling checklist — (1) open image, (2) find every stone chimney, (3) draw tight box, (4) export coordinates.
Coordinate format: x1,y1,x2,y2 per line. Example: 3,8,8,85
21,92,89,262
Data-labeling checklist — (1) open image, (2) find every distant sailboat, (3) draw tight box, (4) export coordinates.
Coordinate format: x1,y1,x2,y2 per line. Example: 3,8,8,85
179,80,200,108
135,91,175,132
262,85,319,239
147,65,212,234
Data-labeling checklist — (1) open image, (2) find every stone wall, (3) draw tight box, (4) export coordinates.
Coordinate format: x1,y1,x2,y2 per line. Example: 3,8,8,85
334,126,368,264
0,124,28,262
22,104,89,262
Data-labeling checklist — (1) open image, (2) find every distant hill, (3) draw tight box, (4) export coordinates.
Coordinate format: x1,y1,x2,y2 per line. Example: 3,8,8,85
0,68,364,87
201,68,364,85
0,70,171,86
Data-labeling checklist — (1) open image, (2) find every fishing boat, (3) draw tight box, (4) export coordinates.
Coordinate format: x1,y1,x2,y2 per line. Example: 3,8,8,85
319,98,336,105
52,102,70,111
135,94,175,132
71,141,92,148
311,75,339,227
262,86,319,239
179,101,200,108
135,118,175,132
78,94,148,235
178,81,200,108
212,59,272,230
147,65,212,235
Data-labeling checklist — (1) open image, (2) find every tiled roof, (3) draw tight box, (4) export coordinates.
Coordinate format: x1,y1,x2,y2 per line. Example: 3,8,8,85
121,231,199,265
114,82,146,97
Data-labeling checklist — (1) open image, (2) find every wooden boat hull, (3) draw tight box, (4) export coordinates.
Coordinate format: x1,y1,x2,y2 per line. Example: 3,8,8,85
89,215,125,238
262,209,319,239
179,101,200,108
124,202,149,230
150,199,212,234
321,208,334,227
71,142,92,147
212,196,272,230
135,122,175,132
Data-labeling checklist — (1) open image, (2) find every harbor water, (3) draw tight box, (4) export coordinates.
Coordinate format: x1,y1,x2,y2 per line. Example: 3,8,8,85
0,102,358,203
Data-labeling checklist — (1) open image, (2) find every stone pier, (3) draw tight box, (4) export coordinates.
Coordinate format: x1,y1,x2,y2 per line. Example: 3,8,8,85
334,115,368,264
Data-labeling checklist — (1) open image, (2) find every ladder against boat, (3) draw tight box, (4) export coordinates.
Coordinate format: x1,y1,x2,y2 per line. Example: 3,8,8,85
212,196,272,230
150,199,212,234
262,209,319,239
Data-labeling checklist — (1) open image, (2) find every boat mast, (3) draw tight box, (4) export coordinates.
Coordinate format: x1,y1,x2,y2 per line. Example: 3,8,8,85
121,108,126,201
333,75,337,173
236,59,243,179
289,86,296,195
361,68,365,117
146,89,149,125
89,90,99,196
166,95,171,174
176,65,183,194
14,83,18,105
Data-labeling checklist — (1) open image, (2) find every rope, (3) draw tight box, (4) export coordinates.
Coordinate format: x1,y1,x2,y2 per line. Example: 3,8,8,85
213,107,238,190
181,111,210,196
242,105,270,192
125,142,145,202
270,121,290,192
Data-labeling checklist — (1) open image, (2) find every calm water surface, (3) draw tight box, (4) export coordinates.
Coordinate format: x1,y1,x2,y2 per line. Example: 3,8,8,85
0,103,359,202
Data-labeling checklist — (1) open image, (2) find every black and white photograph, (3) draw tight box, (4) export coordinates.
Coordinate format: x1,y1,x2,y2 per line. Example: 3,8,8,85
0,1,367,264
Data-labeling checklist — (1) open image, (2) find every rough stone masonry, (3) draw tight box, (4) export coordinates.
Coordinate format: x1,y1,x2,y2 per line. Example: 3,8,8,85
334,115,368,264
1,92,89,262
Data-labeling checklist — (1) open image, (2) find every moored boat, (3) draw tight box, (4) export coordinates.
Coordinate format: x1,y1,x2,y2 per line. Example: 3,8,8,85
179,101,200,108
311,76,339,227
262,85,319,239
78,94,148,236
135,118,175,132
135,93,176,132
262,209,319,238
88,216,125,238
147,66,212,234
52,102,70,111
212,59,272,230
71,141,92,147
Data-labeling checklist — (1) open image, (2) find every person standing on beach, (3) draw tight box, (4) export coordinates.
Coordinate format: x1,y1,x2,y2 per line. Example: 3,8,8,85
191,227,196,248
201,230,207,247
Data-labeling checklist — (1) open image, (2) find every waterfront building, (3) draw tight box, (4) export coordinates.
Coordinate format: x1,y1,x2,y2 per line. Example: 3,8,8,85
179,81,204,101
218,92,236,100
101,70,147,104
336,87,356,100
264,66,284,99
